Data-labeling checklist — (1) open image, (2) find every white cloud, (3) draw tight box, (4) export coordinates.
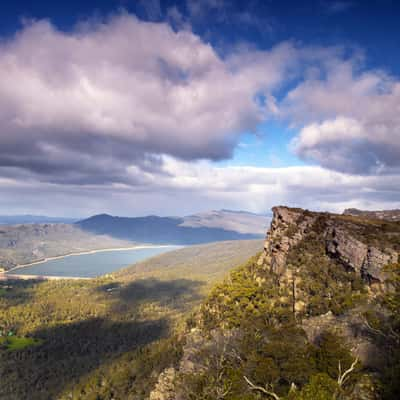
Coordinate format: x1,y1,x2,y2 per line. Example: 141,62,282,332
285,59,400,174
1,158,399,217
0,14,300,184
0,13,400,215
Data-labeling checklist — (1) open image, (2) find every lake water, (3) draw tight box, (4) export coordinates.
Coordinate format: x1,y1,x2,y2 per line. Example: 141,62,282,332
12,246,180,278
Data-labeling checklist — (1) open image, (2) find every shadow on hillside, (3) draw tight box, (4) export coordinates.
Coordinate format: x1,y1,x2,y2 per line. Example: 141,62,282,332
97,278,205,314
0,317,168,400
0,278,206,399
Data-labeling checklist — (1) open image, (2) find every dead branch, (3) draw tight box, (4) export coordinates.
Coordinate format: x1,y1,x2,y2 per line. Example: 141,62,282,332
244,376,280,400
337,357,359,388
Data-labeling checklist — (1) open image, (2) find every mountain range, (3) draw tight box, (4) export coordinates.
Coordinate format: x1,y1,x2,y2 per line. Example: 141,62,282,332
0,209,270,269
76,209,271,244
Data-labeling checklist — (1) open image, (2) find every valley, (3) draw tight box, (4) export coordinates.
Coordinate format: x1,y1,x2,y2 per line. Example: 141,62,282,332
0,210,269,271
0,207,399,399
0,239,262,400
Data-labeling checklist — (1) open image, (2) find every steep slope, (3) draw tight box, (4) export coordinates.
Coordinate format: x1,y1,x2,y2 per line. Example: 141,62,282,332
149,207,400,400
77,212,264,244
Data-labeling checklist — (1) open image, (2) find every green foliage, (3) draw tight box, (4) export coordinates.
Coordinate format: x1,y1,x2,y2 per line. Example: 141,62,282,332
62,336,184,400
380,356,400,400
0,336,42,351
295,373,338,400
175,325,359,400
244,326,317,391
382,263,400,329
201,255,292,331
378,263,400,400
315,332,355,380
0,241,262,399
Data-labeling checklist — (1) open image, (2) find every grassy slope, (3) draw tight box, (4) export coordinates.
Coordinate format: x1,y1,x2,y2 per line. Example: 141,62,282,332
115,240,263,287
0,239,262,400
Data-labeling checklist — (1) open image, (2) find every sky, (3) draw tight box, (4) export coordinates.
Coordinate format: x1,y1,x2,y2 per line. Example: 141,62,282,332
0,0,399,217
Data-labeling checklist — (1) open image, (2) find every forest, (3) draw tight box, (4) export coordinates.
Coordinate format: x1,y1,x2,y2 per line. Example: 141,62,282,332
0,239,261,400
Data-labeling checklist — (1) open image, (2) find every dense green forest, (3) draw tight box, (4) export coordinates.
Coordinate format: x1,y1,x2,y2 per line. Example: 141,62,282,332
0,240,261,400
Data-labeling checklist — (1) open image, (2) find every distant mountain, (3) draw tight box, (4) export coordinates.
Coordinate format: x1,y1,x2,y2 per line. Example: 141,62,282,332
343,208,400,221
0,215,78,225
76,210,269,244
180,209,271,235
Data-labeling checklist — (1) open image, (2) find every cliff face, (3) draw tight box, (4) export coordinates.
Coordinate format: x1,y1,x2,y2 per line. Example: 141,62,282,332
259,206,399,286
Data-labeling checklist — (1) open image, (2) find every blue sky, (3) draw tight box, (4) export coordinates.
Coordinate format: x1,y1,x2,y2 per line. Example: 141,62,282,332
1,0,399,72
0,0,399,216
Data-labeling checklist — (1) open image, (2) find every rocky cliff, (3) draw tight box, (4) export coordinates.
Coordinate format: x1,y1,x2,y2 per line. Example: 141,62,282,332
259,206,398,286
149,206,400,400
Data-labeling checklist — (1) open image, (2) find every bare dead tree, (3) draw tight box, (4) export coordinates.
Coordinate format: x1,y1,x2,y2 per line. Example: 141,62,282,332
337,357,359,388
244,376,280,400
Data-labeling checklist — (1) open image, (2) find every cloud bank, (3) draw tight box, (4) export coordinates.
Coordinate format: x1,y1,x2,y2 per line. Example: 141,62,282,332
0,14,299,184
0,13,399,215
1,158,399,217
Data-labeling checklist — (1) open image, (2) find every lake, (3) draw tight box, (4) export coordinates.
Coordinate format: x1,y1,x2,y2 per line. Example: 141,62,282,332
11,246,180,278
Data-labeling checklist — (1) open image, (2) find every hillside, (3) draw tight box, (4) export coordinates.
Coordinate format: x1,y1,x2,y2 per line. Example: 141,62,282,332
180,209,271,235
149,206,400,400
114,239,263,284
0,224,135,270
76,210,267,244
0,239,262,400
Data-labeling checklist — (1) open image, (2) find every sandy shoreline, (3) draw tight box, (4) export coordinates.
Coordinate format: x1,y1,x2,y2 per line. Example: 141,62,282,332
0,273,90,281
5,244,178,274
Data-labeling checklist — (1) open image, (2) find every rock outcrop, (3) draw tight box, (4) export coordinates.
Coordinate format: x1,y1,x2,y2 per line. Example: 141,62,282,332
258,206,316,274
259,206,399,285
325,226,397,283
